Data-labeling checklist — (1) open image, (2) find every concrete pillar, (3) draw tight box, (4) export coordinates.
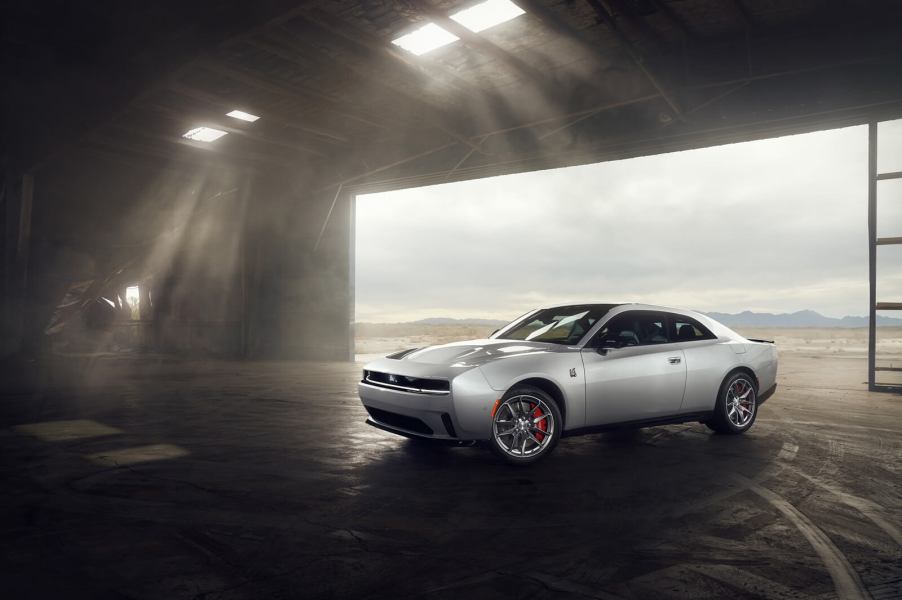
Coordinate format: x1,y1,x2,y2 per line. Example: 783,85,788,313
243,175,353,361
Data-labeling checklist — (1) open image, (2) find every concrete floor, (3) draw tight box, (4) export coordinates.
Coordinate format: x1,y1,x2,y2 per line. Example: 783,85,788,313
0,354,900,599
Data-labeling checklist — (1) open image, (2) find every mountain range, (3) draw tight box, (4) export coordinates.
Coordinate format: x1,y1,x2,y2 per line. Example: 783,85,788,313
703,310,902,328
411,317,509,327
410,310,902,328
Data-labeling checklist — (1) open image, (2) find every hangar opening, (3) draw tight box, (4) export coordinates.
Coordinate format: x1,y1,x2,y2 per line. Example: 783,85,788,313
2,1,902,598
355,123,902,388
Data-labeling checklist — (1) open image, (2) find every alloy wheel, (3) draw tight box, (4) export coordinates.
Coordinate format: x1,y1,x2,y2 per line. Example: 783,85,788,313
726,378,756,428
492,394,555,457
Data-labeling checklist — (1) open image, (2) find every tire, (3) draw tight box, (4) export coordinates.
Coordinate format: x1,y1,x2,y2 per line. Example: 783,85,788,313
489,385,563,465
707,372,758,434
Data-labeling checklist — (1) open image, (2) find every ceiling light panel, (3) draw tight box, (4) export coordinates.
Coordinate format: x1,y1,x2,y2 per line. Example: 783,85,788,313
182,127,228,142
226,109,260,122
451,0,525,33
391,22,459,55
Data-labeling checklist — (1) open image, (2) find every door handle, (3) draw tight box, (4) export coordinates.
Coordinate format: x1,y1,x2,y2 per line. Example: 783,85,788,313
668,356,681,364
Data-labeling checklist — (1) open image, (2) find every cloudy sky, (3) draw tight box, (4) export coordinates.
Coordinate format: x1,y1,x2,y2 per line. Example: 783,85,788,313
356,124,902,323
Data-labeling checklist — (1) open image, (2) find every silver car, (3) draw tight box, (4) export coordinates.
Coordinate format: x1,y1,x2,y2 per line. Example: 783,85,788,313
358,303,778,464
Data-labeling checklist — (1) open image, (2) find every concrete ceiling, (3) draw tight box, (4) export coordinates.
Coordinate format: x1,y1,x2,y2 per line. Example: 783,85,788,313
5,1,902,193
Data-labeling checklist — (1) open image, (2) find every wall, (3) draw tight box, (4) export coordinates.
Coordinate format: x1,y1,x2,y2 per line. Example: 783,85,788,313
243,176,352,361
6,150,354,363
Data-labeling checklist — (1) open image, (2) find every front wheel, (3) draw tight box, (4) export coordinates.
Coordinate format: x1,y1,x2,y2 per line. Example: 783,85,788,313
707,372,758,434
489,385,562,465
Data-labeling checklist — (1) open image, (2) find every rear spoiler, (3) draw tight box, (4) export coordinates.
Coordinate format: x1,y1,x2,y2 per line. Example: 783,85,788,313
746,338,774,344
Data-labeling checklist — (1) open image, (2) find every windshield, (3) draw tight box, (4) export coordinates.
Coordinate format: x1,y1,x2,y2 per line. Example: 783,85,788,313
495,304,618,345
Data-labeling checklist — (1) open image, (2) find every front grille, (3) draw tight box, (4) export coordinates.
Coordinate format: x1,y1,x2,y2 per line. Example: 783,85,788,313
363,370,450,394
366,407,434,435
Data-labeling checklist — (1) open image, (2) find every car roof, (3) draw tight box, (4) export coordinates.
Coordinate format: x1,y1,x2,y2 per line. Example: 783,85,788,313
539,303,743,341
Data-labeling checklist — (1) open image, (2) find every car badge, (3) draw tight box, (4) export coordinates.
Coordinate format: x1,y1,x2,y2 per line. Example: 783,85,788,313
569,368,577,378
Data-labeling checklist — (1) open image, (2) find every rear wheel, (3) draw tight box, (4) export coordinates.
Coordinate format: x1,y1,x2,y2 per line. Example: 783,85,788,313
707,372,758,434
489,385,562,465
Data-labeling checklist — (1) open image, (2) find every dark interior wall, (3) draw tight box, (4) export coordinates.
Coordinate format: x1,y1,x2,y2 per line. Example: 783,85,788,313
19,159,243,358
242,175,352,361
2,154,353,362
1,171,32,358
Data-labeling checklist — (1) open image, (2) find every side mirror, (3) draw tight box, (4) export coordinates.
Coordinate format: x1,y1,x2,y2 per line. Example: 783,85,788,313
597,338,620,355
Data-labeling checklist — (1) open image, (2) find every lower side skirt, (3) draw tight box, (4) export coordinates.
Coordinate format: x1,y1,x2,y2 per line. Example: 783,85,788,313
563,411,714,438
564,383,778,437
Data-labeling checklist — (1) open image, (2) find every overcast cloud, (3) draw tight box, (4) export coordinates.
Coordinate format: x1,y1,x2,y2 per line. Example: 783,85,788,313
356,124,902,323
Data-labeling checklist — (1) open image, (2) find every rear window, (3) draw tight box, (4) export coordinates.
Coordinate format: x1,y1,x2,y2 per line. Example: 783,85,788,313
670,315,716,341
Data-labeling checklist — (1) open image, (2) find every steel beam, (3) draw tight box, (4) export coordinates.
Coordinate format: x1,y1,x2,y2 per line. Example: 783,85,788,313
195,60,396,132
248,33,484,154
868,122,877,390
167,83,350,144
585,0,682,117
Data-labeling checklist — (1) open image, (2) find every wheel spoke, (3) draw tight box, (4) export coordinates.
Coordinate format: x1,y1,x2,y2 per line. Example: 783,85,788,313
724,379,756,427
493,394,556,457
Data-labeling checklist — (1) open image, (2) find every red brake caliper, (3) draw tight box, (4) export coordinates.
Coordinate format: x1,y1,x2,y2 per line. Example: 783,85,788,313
532,403,547,441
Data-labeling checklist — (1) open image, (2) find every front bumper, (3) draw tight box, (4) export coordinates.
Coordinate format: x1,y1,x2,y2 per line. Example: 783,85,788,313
358,380,462,440
357,367,498,441
365,417,476,446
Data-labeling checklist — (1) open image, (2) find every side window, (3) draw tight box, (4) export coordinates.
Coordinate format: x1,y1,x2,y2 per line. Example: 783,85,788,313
594,312,670,348
639,313,669,344
670,315,716,342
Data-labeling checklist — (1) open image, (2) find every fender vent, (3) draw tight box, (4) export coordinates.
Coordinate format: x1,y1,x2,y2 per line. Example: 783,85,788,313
441,413,457,438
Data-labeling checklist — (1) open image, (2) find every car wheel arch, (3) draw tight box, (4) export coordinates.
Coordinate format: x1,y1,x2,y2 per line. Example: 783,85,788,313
721,366,759,392
511,377,567,428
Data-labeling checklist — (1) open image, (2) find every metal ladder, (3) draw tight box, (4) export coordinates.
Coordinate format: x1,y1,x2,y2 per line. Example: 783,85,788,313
868,121,902,393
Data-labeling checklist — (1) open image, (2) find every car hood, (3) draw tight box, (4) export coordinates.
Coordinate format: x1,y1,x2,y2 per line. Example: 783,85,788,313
362,339,566,379
403,339,561,365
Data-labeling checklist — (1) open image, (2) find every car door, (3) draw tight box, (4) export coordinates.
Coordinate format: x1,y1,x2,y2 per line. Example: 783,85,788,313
580,311,687,426
667,313,725,413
